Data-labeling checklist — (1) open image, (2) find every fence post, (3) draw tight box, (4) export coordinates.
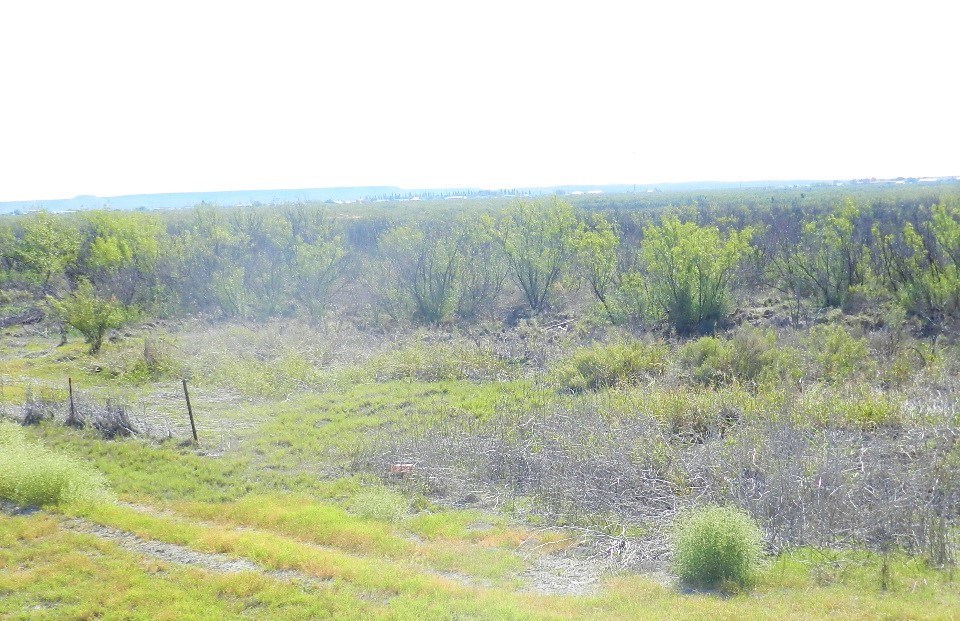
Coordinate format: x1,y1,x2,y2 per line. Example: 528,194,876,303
68,377,76,421
182,379,198,444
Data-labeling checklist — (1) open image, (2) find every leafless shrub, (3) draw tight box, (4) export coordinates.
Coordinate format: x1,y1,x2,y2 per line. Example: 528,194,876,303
356,401,686,566
697,419,960,565
19,389,57,426
358,398,960,568
88,399,139,439
16,392,139,439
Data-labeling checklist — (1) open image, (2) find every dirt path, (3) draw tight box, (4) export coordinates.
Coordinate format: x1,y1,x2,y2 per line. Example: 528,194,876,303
116,501,602,594
59,517,328,587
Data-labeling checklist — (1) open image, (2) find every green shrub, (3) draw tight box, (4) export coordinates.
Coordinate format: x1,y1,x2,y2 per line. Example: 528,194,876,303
881,348,924,388
550,341,668,392
680,327,792,387
377,223,462,325
672,505,764,589
0,422,113,507
807,324,872,382
837,393,902,429
48,279,133,354
728,327,781,383
795,388,904,429
679,336,731,385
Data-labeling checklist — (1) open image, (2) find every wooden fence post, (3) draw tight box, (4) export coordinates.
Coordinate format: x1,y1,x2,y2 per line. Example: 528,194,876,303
68,377,75,421
182,379,198,444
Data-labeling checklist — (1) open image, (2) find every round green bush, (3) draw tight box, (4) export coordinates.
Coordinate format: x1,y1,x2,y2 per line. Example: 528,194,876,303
672,505,764,589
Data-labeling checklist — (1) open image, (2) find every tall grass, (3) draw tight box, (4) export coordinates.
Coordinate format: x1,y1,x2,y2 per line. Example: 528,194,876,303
0,422,112,507
360,339,510,382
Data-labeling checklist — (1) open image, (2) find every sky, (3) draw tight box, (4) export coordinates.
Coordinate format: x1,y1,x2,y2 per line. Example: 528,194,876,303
0,0,957,201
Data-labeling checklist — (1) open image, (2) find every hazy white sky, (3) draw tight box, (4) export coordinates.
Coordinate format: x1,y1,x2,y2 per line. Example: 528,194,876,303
0,0,956,201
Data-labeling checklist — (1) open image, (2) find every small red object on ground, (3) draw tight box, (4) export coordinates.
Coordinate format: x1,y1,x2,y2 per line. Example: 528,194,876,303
389,463,414,475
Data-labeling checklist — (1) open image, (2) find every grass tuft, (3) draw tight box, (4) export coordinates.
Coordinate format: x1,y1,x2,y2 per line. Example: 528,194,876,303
672,505,765,590
349,487,410,522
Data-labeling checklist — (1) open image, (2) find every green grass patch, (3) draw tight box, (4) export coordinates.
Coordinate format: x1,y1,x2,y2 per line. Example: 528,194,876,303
357,338,512,383
349,487,410,522
0,422,113,507
0,513,381,620
167,494,527,582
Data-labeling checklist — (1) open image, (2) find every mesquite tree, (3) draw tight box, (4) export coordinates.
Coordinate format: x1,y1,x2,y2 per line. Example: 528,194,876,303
641,217,752,335
495,198,578,314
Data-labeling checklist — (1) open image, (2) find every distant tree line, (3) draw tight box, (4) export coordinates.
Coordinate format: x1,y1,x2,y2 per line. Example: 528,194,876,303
2,185,960,349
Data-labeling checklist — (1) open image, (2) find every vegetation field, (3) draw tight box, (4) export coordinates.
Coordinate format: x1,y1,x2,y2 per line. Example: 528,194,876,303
2,184,960,619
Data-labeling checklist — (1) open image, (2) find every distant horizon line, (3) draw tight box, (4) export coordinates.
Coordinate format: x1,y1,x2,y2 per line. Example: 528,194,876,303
3,174,959,206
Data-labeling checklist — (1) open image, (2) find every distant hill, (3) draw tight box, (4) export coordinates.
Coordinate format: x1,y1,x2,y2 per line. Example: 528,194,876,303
1,178,954,214
0,187,405,214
